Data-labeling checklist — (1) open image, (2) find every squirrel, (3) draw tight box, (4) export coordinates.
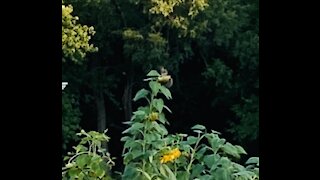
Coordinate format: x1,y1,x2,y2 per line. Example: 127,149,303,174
158,66,173,88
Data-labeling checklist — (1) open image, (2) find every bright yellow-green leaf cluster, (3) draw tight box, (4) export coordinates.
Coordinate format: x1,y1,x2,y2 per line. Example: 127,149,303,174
148,0,208,18
168,16,190,37
147,0,209,38
170,16,188,30
62,4,98,62
188,0,209,18
149,0,185,17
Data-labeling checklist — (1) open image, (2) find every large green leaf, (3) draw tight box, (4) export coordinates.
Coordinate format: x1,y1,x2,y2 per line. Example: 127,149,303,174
123,153,133,164
136,168,152,180
159,86,172,99
187,136,198,145
162,164,177,180
145,133,161,142
123,138,135,149
245,157,259,165
133,110,146,116
219,157,232,167
158,113,166,124
206,134,225,151
159,164,168,179
132,122,144,130
222,143,240,159
153,122,168,135
120,136,131,142
68,167,80,177
233,171,255,179
74,144,87,153
199,175,212,180
133,89,149,101
147,70,160,77
131,150,144,159
191,124,206,130
235,145,247,155
195,146,207,160
232,163,245,172
161,124,168,135
177,171,190,180
149,81,161,96
122,127,132,134
122,165,139,179
76,154,90,168
204,154,219,168
193,130,204,134
132,110,148,122
90,161,100,172
213,168,232,180
191,164,205,178
99,161,109,171
180,143,192,154
96,167,106,178
153,98,164,113
78,172,85,180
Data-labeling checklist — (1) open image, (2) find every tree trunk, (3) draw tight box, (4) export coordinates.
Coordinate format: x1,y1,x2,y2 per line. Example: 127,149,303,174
123,67,133,122
96,90,106,132
90,56,108,149
95,90,108,149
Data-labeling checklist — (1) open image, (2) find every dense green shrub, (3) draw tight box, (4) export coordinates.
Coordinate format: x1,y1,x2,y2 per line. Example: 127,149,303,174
62,92,81,151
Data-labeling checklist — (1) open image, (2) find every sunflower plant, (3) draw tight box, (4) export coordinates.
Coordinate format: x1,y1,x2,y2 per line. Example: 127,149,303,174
120,69,259,180
121,69,176,180
170,125,259,180
62,129,115,180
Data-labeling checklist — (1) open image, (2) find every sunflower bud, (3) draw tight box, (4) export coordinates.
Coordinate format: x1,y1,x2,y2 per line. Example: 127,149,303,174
149,112,159,121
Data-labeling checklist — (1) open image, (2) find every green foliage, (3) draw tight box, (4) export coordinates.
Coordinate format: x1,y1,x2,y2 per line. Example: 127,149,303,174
200,0,259,143
62,129,115,179
228,95,259,141
202,59,233,89
147,0,210,37
120,70,259,179
117,0,212,72
62,92,82,150
123,29,144,41
62,3,98,62
122,29,169,71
